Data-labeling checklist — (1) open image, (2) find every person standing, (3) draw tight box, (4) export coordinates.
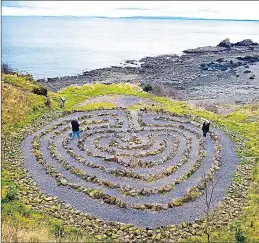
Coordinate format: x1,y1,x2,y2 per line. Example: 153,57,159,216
114,153,119,163
60,97,66,108
202,121,210,137
71,118,80,139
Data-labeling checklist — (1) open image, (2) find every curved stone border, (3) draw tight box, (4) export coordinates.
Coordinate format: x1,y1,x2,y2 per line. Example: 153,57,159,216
1,107,253,242
18,108,244,228
32,123,213,207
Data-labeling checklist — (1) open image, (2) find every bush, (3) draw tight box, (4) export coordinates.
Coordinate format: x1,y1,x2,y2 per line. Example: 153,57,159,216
2,63,14,74
2,180,18,203
143,84,153,92
235,229,245,243
32,86,48,97
2,188,17,203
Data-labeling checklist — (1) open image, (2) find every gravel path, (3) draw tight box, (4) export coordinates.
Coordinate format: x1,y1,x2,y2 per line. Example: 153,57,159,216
76,95,157,108
21,108,239,228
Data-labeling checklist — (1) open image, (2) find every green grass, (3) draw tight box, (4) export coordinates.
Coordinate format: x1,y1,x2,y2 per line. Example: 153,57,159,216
2,74,60,135
54,82,149,110
2,73,41,91
2,84,48,134
2,73,259,242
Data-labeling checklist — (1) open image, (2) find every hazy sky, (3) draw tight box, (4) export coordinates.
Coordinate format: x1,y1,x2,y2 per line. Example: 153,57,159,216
2,1,259,20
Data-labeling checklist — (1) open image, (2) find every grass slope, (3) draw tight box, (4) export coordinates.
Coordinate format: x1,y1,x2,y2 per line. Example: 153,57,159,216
1,73,259,242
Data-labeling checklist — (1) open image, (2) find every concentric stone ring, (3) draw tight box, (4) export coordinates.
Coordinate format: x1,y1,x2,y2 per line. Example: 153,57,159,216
21,109,239,228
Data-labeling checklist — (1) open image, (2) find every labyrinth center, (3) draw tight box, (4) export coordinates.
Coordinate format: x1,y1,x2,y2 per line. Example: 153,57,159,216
21,109,239,228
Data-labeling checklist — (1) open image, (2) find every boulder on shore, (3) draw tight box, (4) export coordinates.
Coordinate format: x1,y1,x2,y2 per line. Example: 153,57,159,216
233,39,259,47
217,38,232,48
217,38,259,48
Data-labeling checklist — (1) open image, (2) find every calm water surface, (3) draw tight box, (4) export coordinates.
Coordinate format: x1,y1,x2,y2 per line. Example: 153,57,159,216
2,16,259,78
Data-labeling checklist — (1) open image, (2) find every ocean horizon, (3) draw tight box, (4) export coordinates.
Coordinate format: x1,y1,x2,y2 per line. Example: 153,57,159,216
2,16,259,79
4,16,259,21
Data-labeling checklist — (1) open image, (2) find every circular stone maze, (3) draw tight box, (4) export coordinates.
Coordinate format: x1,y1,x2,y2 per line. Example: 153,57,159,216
21,109,239,228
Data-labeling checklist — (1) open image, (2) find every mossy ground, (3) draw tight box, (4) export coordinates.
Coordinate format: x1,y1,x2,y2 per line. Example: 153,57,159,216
1,73,259,242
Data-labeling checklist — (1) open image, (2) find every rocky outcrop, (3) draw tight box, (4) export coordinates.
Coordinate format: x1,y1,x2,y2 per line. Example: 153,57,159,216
236,55,259,62
200,55,259,72
217,38,232,48
233,39,258,47
200,62,228,71
217,38,259,48
183,46,226,54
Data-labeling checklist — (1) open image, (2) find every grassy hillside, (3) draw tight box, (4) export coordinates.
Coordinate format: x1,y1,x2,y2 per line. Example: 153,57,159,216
2,74,58,135
1,73,259,242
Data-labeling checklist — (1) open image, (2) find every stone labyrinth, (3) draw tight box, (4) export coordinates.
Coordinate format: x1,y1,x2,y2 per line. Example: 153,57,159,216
21,109,239,228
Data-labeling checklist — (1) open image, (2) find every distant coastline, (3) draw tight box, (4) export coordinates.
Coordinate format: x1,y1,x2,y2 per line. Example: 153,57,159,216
120,16,259,22
2,15,259,22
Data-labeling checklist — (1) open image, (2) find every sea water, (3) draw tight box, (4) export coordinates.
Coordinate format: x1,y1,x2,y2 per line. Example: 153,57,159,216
2,16,259,79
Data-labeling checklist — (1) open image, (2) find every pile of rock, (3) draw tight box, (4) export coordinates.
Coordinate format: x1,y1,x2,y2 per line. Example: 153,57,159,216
218,38,258,48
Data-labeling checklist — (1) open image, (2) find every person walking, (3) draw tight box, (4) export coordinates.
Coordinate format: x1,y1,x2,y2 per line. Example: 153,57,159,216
202,121,210,137
71,118,80,139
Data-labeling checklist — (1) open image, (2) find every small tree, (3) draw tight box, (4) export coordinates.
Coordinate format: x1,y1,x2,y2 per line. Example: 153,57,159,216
143,84,153,92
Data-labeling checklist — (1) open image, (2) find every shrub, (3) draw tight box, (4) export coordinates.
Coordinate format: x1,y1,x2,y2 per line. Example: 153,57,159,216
2,63,14,74
2,188,17,203
1,181,18,203
143,84,153,92
32,86,48,97
235,229,245,243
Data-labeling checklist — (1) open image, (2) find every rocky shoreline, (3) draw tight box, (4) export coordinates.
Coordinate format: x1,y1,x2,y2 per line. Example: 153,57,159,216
38,39,259,105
